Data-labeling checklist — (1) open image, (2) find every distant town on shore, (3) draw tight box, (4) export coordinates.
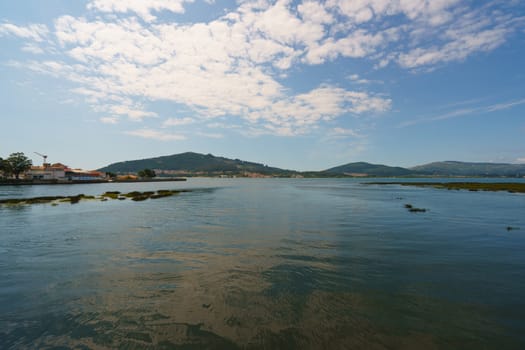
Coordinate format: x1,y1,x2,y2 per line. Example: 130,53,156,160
1,151,525,184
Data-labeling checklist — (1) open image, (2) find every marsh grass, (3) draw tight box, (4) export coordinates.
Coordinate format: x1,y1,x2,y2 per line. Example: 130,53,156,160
367,182,525,193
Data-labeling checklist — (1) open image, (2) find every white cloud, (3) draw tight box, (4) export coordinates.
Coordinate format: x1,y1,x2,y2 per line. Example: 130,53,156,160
304,29,392,64
0,23,48,42
3,0,523,137
400,97,525,127
54,16,167,65
59,98,76,105
328,0,460,25
197,132,224,139
108,104,157,121
245,86,390,135
347,74,381,84
32,10,392,134
162,117,195,127
248,0,326,46
398,27,509,69
100,116,119,124
486,98,525,112
298,1,334,25
516,157,525,164
324,0,523,70
86,0,193,22
330,127,363,138
394,3,519,69
21,43,45,54
125,128,186,141
400,107,476,127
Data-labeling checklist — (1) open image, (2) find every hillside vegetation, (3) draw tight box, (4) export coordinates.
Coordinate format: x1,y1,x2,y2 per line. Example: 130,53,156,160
411,161,525,177
322,162,416,177
98,153,525,178
99,152,297,176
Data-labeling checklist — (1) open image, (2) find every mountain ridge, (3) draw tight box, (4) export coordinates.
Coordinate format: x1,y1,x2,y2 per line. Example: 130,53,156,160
98,153,525,177
99,152,298,176
322,162,416,176
411,161,525,177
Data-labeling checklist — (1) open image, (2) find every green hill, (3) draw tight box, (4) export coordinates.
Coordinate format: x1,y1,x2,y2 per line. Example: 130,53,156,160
98,154,525,178
322,162,415,177
99,152,296,176
411,161,525,177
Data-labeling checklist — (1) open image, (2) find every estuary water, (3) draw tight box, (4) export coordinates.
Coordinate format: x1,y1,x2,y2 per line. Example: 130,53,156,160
1,178,524,349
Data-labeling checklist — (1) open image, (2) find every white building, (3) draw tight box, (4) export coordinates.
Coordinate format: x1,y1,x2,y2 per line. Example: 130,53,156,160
25,162,105,182
26,163,67,181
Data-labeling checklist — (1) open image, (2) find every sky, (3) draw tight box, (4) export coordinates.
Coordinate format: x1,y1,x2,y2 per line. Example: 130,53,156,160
1,0,524,171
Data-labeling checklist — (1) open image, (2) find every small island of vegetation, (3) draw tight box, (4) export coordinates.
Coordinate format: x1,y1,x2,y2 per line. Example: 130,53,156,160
0,189,190,206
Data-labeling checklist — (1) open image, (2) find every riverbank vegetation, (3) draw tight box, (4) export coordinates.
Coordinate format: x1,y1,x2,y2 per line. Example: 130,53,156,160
0,152,32,180
367,182,525,193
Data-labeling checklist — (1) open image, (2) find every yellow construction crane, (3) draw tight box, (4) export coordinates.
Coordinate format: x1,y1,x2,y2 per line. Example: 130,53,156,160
34,152,48,166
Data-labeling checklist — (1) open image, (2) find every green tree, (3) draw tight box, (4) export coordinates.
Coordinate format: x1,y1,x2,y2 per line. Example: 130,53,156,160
138,168,156,178
6,152,32,179
0,157,5,178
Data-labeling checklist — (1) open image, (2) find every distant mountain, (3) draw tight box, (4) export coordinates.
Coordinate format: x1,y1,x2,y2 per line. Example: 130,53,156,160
99,154,525,178
99,152,297,176
411,161,525,177
322,162,415,177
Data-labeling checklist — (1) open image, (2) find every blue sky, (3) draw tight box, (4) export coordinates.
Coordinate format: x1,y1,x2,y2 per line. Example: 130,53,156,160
1,0,524,171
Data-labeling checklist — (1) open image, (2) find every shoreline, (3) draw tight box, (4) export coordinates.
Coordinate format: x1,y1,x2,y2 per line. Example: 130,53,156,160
0,177,186,186
366,181,525,193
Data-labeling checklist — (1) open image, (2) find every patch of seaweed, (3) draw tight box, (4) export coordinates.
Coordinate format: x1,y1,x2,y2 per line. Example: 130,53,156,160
58,194,96,204
0,196,66,205
70,195,82,204
150,190,180,199
0,189,189,207
102,191,121,199
404,203,427,213
131,194,150,201
126,191,155,201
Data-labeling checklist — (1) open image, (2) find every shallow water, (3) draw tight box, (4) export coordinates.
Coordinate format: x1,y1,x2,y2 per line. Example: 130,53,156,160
1,178,524,349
